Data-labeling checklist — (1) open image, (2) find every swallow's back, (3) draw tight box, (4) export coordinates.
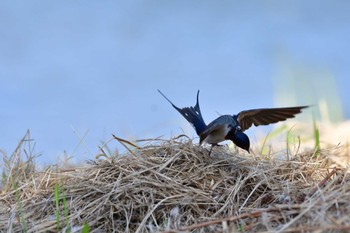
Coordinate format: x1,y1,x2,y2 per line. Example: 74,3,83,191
199,115,238,145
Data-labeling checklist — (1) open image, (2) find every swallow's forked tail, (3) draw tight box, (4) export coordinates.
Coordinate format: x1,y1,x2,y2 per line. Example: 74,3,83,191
158,89,207,135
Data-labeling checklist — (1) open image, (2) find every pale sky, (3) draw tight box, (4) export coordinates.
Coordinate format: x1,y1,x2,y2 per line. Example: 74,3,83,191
1,1,349,164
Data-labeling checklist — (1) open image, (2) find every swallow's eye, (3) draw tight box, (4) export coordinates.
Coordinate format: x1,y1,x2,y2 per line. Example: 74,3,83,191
237,126,241,131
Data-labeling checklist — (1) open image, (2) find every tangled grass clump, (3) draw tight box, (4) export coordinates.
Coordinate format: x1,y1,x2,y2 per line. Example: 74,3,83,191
1,132,350,232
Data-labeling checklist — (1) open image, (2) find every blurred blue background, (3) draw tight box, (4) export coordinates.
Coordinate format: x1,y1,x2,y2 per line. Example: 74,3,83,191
1,1,349,164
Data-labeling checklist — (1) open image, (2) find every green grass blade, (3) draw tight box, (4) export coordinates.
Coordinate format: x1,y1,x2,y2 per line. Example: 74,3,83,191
54,183,61,231
313,116,321,156
260,125,288,155
82,223,90,233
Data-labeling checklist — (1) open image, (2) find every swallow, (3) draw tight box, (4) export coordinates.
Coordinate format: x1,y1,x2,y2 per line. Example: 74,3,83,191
158,89,308,154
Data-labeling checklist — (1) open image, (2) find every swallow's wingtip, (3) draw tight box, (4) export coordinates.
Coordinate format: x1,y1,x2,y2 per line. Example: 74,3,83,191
299,105,310,112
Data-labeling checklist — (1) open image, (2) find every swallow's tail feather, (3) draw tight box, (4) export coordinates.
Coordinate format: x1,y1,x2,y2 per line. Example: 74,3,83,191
158,90,207,135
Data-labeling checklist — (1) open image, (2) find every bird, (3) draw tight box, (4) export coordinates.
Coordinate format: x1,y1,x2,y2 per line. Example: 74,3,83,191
158,89,308,154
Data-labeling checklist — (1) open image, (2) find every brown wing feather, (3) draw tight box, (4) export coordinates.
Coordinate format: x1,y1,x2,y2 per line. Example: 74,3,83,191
237,106,308,131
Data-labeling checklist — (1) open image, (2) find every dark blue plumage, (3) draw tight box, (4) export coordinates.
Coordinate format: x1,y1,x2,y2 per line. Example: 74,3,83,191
158,90,207,135
158,90,308,153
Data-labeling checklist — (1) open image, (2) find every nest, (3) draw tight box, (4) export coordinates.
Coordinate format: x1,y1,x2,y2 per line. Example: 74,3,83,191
1,133,350,232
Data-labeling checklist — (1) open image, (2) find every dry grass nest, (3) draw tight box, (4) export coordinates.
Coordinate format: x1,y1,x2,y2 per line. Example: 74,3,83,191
1,134,350,232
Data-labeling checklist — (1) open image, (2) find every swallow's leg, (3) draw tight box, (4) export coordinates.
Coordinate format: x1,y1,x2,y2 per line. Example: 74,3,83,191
208,144,220,156
208,145,214,156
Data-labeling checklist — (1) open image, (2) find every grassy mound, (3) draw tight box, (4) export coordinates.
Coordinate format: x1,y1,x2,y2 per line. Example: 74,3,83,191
1,133,350,232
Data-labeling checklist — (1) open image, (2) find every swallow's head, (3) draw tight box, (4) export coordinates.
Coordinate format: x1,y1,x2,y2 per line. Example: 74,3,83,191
226,127,250,153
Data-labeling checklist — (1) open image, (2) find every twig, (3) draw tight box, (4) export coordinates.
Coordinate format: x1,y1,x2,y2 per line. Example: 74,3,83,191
308,167,338,196
112,134,141,149
272,224,350,232
112,134,141,156
162,206,301,232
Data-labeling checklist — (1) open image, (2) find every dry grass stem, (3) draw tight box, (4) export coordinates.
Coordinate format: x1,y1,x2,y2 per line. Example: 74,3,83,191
1,133,350,232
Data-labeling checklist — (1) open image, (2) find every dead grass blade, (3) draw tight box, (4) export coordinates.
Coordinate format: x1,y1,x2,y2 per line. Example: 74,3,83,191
1,135,350,232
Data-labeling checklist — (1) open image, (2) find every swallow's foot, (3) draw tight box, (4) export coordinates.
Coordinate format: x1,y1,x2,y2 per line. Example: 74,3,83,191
208,144,222,156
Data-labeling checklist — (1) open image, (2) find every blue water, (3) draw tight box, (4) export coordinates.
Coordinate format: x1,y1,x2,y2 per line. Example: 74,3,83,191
1,1,349,164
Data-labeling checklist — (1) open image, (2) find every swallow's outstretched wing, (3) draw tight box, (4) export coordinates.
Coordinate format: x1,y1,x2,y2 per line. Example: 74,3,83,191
236,106,308,132
158,90,207,135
